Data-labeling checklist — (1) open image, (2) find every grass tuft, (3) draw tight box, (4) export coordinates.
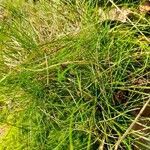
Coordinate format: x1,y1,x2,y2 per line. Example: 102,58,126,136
0,0,150,149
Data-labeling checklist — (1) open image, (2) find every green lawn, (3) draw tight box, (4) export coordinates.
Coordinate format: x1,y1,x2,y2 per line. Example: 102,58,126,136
0,0,150,149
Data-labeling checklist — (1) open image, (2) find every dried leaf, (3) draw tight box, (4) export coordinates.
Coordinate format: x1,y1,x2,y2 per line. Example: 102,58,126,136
132,119,150,131
107,7,131,23
114,90,128,104
139,0,150,14
132,105,150,117
99,7,131,23
132,77,148,85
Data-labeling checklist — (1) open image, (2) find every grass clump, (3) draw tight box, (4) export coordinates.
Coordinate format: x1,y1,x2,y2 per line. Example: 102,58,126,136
0,0,150,149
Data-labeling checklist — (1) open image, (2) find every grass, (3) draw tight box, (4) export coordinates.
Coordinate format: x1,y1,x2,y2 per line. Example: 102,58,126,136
0,0,150,149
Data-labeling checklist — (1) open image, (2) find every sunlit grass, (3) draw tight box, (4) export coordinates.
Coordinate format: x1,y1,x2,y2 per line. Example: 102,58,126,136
0,0,150,149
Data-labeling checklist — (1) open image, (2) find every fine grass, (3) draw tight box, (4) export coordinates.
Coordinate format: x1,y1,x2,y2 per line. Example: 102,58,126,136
0,0,150,149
